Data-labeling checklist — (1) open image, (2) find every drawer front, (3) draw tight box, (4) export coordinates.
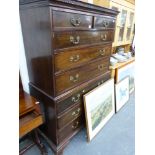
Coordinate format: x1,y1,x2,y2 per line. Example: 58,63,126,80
20,112,43,138
55,57,110,95
57,102,83,129
58,116,83,144
53,11,93,29
94,16,116,29
54,44,112,72
56,71,111,114
53,30,114,49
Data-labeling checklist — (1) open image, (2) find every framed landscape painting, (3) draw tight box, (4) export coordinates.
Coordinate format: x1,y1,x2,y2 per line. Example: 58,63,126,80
116,62,135,93
115,77,129,112
83,79,115,142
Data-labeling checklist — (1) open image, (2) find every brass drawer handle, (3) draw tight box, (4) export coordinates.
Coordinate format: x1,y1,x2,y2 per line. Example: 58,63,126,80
72,121,79,129
70,17,81,26
70,55,80,62
72,108,81,117
70,74,79,83
98,64,104,71
101,34,107,41
72,94,80,103
70,36,80,45
99,49,106,56
103,21,109,28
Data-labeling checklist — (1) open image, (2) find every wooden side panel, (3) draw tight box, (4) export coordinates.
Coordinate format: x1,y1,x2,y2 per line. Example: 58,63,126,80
20,7,54,96
29,83,58,145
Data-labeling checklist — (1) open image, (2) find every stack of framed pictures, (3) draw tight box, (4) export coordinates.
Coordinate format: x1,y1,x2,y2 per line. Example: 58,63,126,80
83,60,135,141
116,62,135,94
83,79,115,141
115,61,134,112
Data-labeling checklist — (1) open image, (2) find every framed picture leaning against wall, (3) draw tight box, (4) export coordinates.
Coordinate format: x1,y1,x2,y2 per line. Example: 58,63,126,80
115,76,129,112
83,79,115,141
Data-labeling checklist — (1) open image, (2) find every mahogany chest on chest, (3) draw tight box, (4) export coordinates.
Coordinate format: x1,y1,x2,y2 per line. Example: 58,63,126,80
20,0,118,154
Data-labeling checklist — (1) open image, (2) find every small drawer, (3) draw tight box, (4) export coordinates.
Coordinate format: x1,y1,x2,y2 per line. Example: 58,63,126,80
53,10,93,29
94,16,116,29
56,71,111,114
99,30,114,42
53,30,114,50
19,111,43,138
55,57,110,95
58,116,83,144
54,44,112,72
57,102,83,129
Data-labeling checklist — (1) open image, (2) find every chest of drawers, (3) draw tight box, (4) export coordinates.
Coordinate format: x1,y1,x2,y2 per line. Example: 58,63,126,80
20,0,118,154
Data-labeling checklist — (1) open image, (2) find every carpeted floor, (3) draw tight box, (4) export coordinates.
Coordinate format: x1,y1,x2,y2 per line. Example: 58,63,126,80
22,92,135,155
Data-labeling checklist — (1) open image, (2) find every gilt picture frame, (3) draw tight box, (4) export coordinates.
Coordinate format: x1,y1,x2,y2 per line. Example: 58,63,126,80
115,77,129,112
83,79,115,142
116,62,135,93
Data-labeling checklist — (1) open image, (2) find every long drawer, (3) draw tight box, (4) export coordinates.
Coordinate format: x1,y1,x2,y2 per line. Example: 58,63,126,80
54,43,112,73
52,10,93,29
56,71,111,114
53,30,114,50
57,102,83,129
55,57,110,95
57,116,83,144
